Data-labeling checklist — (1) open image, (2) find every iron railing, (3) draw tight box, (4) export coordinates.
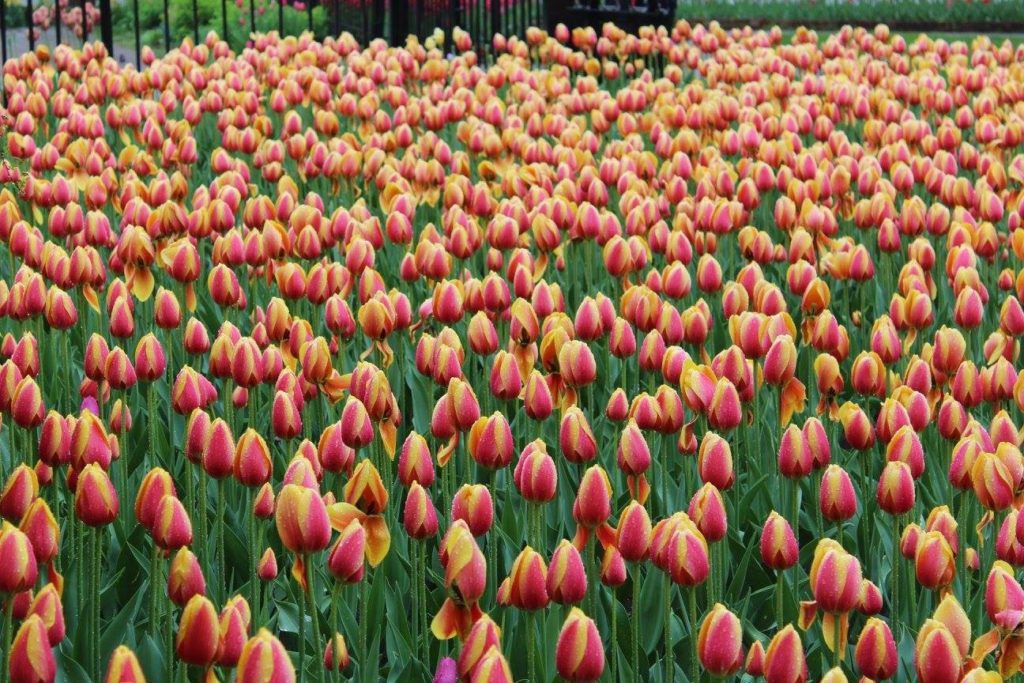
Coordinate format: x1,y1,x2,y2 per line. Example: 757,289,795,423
0,0,681,72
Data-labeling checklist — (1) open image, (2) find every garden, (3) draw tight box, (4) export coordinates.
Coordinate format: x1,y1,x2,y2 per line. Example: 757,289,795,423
0,6,1020,683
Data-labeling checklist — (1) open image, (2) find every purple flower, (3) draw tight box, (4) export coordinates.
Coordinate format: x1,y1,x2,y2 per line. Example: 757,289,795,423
433,657,457,683
80,396,99,415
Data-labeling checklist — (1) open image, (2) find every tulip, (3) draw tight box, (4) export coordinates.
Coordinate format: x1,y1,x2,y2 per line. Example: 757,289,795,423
74,464,118,527
323,633,351,672
457,615,501,679
915,620,961,683
760,512,798,571
276,484,331,594
555,608,604,682
497,547,549,611
168,548,206,607
915,531,955,591
0,464,38,524
854,617,897,680
7,615,55,683
818,465,857,523
697,603,744,676
258,548,279,581
764,625,807,683
104,645,146,682
217,596,251,667
237,629,296,683
547,540,588,606
176,594,220,667
152,495,193,551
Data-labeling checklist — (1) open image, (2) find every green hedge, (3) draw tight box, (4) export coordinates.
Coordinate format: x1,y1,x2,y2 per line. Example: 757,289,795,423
675,0,1024,26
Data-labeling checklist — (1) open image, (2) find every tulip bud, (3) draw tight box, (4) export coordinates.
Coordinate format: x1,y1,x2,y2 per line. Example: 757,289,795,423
809,539,862,614
237,629,296,682
0,526,37,594
932,594,970,659
217,596,251,667
497,547,549,610
764,625,807,683
555,608,604,682
152,494,193,551
688,483,728,542
876,461,915,515
547,539,588,605
560,407,597,465
615,501,652,562
403,482,439,539
8,615,55,683
778,424,812,479
234,429,273,487
0,464,38,524
985,560,1024,628
327,521,366,584
915,531,955,591
176,594,221,667
761,511,799,571
972,450,1015,511
764,335,797,386
574,466,613,530
104,645,146,682
698,603,745,676
134,333,166,382
708,378,742,430
258,548,278,581
451,484,493,537
513,440,557,503
915,620,961,683
275,484,331,555
323,633,350,672
819,465,857,522
168,547,206,607
854,617,897,680
457,614,501,679
74,464,119,527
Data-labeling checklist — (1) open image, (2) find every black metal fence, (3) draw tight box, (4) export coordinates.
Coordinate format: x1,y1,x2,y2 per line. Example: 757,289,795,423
0,0,682,71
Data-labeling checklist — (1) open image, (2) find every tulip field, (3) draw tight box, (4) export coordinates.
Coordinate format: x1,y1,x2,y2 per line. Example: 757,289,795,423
2,15,1024,683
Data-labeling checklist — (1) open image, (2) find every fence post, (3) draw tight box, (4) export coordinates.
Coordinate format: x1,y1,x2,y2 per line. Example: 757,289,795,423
0,0,6,66
99,0,113,55
389,0,407,44
163,0,171,52
25,0,33,52
221,0,228,45
491,0,499,44
134,0,141,67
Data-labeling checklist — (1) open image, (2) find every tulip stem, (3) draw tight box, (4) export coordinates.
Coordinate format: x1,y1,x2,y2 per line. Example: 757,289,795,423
527,610,538,683
663,576,673,683
775,570,784,627
419,543,428,666
249,493,259,623
92,527,102,681
689,586,698,683
330,583,341,683
832,614,841,669
150,543,161,636
360,571,370,683
2,594,14,683
147,381,158,469
891,514,900,633
632,565,641,682
585,535,597,617
306,558,323,683
299,558,307,682
217,480,226,602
